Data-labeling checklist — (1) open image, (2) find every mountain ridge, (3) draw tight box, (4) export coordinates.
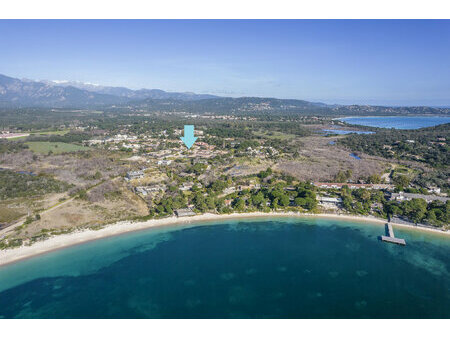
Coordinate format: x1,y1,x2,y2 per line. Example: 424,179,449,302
0,74,219,108
1,73,450,116
41,79,219,101
0,74,126,108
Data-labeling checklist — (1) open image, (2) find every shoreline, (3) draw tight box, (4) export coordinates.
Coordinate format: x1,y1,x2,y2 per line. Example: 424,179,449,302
0,212,448,267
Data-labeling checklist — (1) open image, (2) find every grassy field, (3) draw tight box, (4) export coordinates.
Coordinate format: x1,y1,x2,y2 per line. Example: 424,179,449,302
26,141,89,154
0,206,25,223
391,165,419,180
254,130,296,140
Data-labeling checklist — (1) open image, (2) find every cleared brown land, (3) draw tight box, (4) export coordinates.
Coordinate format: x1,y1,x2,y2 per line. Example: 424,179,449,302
0,193,67,225
10,180,148,240
0,150,128,188
275,136,388,181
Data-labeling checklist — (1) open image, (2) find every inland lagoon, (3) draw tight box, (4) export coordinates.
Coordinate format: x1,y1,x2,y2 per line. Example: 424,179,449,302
339,116,450,129
0,217,449,319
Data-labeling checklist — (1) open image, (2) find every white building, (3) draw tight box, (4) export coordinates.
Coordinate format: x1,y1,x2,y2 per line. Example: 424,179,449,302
175,208,196,217
125,170,144,181
317,196,342,209
180,182,194,191
135,185,166,196
390,192,449,203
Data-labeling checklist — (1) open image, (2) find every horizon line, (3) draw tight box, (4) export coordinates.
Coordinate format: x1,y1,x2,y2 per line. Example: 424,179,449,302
1,72,449,109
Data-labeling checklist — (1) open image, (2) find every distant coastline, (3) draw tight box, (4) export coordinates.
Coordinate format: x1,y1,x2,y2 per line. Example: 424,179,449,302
0,212,448,268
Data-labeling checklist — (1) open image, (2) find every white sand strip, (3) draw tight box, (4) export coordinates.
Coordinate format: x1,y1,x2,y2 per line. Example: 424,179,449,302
0,212,448,267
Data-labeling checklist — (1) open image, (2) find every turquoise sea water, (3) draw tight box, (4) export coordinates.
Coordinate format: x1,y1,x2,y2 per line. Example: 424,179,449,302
339,116,450,129
0,217,449,319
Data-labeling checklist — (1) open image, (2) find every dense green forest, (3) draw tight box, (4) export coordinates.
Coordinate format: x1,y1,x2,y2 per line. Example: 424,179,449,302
385,199,449,226
26,132,92,144
149,170,317,216
339,124,449,167
413,168,450,194
337,185,448,226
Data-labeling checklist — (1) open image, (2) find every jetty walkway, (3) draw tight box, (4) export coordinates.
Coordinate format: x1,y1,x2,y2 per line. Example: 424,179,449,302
381,223,406,246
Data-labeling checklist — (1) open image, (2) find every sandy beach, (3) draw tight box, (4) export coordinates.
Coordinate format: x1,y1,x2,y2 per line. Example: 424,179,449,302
0,212,448,267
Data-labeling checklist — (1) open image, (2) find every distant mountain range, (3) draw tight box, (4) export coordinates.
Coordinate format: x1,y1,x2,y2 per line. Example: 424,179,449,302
0,74,217,108
1,73,449,116
0,74,125,108
40,79,218,101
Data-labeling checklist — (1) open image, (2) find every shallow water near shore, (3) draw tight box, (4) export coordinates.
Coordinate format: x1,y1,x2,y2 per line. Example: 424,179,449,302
0,217,449,318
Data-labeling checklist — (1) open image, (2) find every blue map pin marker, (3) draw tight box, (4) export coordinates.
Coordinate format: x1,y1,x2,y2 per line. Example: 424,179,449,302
180,125,198,149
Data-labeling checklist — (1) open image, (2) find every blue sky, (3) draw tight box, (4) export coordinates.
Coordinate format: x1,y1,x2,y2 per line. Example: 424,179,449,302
0,20,449,106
